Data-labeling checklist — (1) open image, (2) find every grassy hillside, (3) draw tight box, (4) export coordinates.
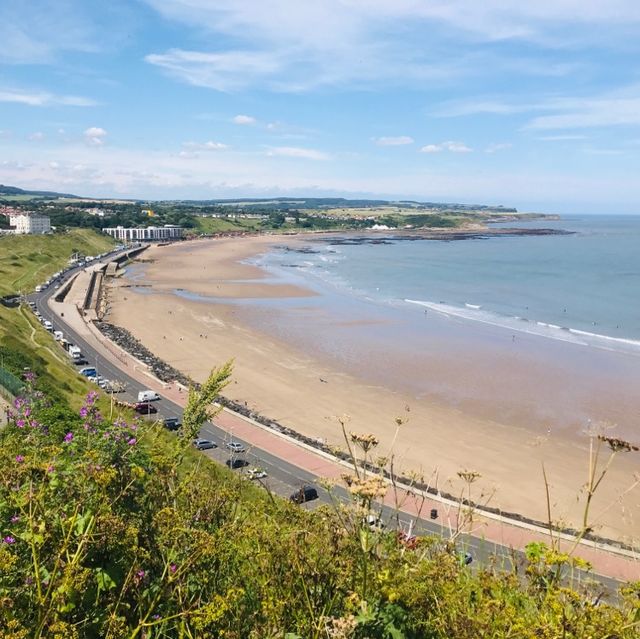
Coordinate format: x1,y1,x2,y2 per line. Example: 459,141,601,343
192,216,263,234
0,229,114,297
0,230,114,407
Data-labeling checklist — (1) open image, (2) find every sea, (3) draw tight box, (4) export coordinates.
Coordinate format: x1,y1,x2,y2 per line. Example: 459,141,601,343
254,215,640,356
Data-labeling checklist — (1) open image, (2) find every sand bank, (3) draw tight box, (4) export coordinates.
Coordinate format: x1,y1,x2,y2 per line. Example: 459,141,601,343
106,236,640,542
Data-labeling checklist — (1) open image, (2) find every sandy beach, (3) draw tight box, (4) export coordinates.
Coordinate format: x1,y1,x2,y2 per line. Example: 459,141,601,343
106,235,640,543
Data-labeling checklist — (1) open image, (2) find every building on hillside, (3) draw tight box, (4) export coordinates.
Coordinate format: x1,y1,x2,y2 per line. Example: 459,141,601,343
102,225,183,242
2,209,51,235
142,209,155,217
86,207,113,217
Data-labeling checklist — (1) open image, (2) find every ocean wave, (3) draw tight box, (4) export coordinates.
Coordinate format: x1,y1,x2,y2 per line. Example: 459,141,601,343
405,298,640,354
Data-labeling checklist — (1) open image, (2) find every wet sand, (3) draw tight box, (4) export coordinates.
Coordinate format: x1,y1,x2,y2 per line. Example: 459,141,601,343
106,236,640,543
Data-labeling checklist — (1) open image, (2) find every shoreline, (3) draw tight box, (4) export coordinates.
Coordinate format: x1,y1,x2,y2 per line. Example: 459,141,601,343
104,235,640,543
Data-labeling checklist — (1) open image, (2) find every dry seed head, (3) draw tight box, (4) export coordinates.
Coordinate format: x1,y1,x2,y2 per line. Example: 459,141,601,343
597,435,639,453
457,470,481,484
349,432,379,452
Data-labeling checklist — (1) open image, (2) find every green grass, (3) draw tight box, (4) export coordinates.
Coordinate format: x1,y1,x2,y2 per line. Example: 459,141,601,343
0,304,96,408
193,216,262,234
0,228,115,297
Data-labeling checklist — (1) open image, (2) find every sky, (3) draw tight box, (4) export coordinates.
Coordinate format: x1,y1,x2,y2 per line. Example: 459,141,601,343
1,1,640,213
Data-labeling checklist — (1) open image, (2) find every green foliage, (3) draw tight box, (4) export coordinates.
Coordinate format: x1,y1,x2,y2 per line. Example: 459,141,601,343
180,360,233,443
0,381,637,638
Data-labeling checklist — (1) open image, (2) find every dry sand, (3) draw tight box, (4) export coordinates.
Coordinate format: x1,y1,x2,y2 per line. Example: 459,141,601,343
106,236,640,543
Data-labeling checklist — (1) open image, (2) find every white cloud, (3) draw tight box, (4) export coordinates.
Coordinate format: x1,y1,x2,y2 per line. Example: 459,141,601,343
28,132,45,141
485,142,512,153
373,136,414,146
232,114,256,125
420,141,473,153
84,127,107,146
143,1,640,93
537,134,587,141
145,49,282,92
0,88,97,107
266,146,330,160
183,140,229,151
525,96,640,130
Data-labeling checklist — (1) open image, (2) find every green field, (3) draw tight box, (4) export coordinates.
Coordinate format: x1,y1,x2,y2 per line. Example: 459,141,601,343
0,228,114,297
193,216,263,234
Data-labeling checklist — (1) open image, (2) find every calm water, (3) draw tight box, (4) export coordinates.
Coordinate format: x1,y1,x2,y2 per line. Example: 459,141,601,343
257,215,640,355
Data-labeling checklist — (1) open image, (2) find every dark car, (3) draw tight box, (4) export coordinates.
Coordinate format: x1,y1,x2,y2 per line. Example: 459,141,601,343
290,485,319,504
163,417,182,431
193,438,216,451
226,458,249,469
134,402,157,414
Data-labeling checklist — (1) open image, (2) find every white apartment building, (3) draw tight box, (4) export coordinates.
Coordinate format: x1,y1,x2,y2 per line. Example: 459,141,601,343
102,225,183,242
8,212,51,235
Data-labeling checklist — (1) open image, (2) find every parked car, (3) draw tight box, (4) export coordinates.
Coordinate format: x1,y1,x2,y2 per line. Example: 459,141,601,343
134,402,157,414
104,381,125,393
137,389,160,402
289,486,319,504
226,458,249,469
193,438,216,450
79,367,97,378
226,441,246,453
163,417,182,431
246,467,267,480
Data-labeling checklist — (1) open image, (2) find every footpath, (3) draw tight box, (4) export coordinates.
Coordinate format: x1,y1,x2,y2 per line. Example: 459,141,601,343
47,266,640,583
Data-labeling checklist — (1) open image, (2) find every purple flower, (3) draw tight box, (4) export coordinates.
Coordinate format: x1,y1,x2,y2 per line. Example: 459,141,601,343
15,455,24,463
63,432,74,443
46,465,55,474
10,514,20,523
3,536,16,544
152,614,161,620
15,418,26,428
127,437,137,446
79,406,89,418
169,563,177,574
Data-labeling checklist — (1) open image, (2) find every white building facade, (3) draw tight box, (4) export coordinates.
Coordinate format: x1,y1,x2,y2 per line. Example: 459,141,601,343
8,212,51,235
102,225,183,242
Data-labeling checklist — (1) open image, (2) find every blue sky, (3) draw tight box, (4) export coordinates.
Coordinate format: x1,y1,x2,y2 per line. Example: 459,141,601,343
1,1,640,213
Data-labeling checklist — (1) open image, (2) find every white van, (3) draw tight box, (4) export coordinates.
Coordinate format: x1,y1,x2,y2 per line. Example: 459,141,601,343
137,390,160,402
43,320,53,331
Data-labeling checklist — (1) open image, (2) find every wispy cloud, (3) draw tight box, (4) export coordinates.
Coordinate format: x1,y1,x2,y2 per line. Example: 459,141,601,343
183,140,229,151
145,49,282,92
373,136,414,146
28,132,45,142
525,96,640,130
420,141,473,153
266,146,330,160
537,134,587,141
485,142,512,153
0,88,97,107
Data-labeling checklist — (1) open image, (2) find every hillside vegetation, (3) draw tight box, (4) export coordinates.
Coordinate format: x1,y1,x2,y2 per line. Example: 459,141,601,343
0,366,638,638
0,229,114,297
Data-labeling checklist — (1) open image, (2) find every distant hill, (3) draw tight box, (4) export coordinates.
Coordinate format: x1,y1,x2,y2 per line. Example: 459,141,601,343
0,184,80,199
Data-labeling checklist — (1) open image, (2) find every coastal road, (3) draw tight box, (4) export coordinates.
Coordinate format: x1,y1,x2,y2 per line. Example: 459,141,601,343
28,261,625,596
